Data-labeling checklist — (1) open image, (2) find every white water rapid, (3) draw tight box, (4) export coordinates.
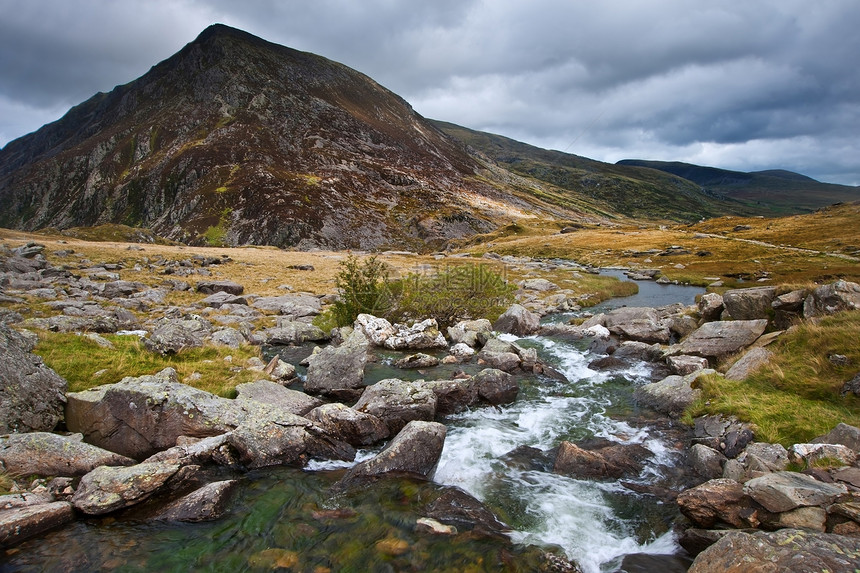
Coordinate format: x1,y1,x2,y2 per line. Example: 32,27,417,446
434,334,681,573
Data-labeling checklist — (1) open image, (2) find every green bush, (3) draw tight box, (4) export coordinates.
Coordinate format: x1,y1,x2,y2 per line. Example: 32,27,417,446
321,257,515,330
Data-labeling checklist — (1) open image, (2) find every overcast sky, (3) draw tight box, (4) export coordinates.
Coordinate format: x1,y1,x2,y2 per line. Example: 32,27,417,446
1,0,858,185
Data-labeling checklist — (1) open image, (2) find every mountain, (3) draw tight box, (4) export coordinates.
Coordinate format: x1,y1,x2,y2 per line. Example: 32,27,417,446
0,24,566,250
616,160,859,214
431,121,748,222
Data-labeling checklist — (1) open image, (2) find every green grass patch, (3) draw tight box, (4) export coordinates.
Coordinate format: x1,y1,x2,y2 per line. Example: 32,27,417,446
684,310,860,445
0,471,13,495
33,332,262,398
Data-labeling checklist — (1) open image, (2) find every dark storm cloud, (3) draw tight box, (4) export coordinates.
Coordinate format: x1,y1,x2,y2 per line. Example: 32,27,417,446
1,0,858,185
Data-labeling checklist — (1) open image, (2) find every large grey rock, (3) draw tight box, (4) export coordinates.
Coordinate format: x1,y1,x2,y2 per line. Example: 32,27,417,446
670,320,768,362
812,422,860,452
155,480,238,522
72,461,181,515
788,443,857,467
144,316,212,354
340,421,446,483
100,280,147,299
724,347,773,380
634,369,713,417
689,444,728,480
235,380,322,416
264,321,328,345
354,314,447,350
0,501,75,548
743,471,847,513
195,280,244,295
493,304,540,337
305,403,389,447
603,307,671,343
688,529,860,573
447,319,492,348
667,355,710,375
722,287,777,321
0,432,135,477
414,378,477,415
676,478,756,529
250,294,321,318
803,280,860,318
143,434,237,467
304,330,369,401
200,291,248,308
352,379,437,434
210,327,246,348
697,293,724,322
471,368,519,405
65,368,238,459
0,324,67,433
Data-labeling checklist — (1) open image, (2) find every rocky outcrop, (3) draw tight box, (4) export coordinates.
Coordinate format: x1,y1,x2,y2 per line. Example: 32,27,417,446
0,432,135,477
634,369,714,417
303,329,369,401
65,368,238,459
339,421,446,484
688,529,860,573
0,324,67,433
493,304,540,337
154,480,238,522
669,320,768,363
305,403,389,447
352,379,437,434
721,287,776,321
71,462,182,515
803,280,860,318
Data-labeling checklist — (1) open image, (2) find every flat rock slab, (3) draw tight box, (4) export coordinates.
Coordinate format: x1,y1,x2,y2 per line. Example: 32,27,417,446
0,501,75,548
688,528,860,573
743,470,848,513
670,320,768,361
0,432,135,477
72,462,182,515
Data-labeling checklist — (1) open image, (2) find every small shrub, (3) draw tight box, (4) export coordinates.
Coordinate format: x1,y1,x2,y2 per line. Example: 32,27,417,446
330,254,396,327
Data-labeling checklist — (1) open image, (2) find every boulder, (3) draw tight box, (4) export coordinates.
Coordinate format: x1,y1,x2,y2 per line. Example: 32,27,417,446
447,319,492,348
0,432,135,477
553,439,652,480
304,329,369,401
493,304,540,337
676,478,756,529
689,444,727,480
340,421,446,483
743,471,847,513
250,294,321,318
100,280,147,299
519,278,559,292
612,340,664,363
687,529,860,573
634,369,713,417
723,347,773,380
395,353,440,369
697,293,724,322
414,379,477,415
471,368,519,405
788,443,857,468
154,480,238,522
425,488,508,535
264,321,328,345
812,423,860,452
352,379,437,434
200,291,248,308
195,280,244,295
0,323,67,433
603,307,670,344
144,316,212,354
305,403,389,447
354,314,447,350
72,461,181,515
235,380,322,416
721,287,777,321
65,368,238,459
669,320,768,362
803,280,860,318
210,327,246,348
0,501,75,548
262,356,297,381
667,355,710,375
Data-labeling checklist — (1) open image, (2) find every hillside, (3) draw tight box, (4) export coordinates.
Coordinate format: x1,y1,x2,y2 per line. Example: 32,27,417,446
432,120,750,222
617,159,860,214
0,25,570,251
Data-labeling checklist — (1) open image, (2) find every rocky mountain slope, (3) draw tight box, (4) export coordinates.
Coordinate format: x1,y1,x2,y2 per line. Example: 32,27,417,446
0,25,573,250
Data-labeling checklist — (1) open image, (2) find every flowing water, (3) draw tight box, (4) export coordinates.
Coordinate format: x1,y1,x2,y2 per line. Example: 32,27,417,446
2,273,702,573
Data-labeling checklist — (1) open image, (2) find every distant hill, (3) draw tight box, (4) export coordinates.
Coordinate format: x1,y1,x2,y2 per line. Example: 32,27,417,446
617,160,859,214
432,121,749,221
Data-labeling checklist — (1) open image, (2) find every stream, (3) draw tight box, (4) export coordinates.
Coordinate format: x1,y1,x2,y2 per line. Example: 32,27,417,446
2,273,704,573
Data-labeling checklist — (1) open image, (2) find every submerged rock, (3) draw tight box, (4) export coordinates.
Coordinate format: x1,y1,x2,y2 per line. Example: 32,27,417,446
155,480,238,522
0,501,75,549
553,439,652,480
